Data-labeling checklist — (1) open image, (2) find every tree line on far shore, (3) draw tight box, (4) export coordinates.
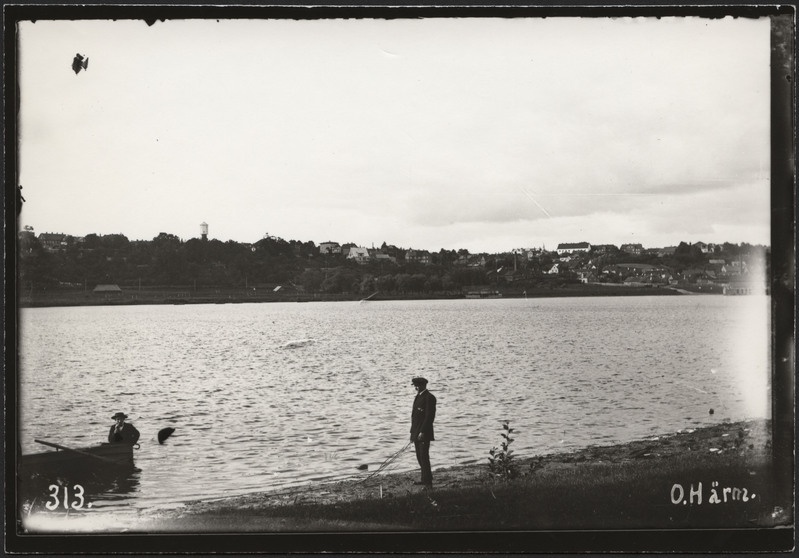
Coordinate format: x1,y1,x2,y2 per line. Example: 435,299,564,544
17,231,768,296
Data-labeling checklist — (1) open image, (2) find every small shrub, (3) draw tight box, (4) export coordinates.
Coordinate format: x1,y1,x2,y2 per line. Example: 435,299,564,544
488,421,519,481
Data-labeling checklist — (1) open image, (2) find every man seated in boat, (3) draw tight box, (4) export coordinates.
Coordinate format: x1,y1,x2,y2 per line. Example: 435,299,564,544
108,412,140,445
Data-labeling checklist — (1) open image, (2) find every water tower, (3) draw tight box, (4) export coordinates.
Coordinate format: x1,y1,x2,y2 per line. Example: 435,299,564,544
200,222,208,241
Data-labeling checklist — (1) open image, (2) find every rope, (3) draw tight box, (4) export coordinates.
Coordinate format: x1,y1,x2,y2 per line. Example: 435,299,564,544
156,442,416,510
354,441,413,485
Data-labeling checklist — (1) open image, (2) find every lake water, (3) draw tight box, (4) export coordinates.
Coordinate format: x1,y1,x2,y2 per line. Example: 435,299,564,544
18,295,771,519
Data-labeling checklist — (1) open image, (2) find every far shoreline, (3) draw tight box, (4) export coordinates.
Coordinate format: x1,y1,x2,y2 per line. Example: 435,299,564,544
17,284,699,309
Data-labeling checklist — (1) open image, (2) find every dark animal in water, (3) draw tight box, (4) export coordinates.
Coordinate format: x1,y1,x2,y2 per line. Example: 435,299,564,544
356,464,368,470
72,53,89,74
158,427,176,444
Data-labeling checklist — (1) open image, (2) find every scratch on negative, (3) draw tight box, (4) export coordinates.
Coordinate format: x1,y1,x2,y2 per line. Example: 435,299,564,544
521,188,552,218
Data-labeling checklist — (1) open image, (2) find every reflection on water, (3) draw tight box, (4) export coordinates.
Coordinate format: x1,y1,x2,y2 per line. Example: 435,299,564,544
18,296,770,516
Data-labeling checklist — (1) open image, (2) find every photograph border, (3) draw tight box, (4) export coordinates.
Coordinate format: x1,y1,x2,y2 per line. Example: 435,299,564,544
4,2,795,554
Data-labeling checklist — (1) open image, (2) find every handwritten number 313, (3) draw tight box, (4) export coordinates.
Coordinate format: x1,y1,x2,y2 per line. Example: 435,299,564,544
45,484,85,510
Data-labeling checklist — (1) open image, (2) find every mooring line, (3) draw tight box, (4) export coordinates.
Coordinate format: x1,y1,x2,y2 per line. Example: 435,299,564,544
163,441,417,511
354,441,413,485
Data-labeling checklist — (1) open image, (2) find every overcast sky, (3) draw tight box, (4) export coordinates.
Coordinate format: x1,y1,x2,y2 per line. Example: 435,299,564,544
18,16,771,253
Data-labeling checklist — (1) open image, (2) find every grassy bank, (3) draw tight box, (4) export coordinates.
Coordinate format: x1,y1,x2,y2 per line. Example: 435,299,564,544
154,419,789,532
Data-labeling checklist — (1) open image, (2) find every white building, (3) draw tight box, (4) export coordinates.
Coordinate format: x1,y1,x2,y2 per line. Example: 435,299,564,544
347,246,371,264
556,242,591,255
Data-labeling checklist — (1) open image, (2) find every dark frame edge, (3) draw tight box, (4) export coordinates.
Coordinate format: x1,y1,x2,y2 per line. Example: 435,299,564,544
3,3,796,555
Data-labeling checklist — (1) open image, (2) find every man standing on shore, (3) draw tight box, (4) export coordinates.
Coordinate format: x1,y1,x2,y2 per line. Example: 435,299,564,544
410,376,436,489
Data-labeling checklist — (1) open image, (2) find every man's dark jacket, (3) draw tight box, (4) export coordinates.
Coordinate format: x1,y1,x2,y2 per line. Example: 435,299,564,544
109,423,140,444
410,389,436,441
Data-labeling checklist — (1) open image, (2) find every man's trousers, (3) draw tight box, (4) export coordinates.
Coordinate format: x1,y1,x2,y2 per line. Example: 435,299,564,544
414,440,432,486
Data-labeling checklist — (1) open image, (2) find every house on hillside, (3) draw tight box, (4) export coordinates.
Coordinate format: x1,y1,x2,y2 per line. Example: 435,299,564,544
693,242,718,254
591,244,617,254
460,255,487,268
577,270,598,284
501,270,525,283
347,246,371,264
556,242,591,255
319,241,341,255
620,243,644,255
680,268,712,284
728,261,749,273
372,251,396,265
520,247,546,260
609,263,672,284
39,233,69,251
615,263,655,273
340,244,357,258
93,284,122,296
406,249,432,265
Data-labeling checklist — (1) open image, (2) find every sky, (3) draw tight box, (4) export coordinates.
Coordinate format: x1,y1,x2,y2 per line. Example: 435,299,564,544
17,16,772,253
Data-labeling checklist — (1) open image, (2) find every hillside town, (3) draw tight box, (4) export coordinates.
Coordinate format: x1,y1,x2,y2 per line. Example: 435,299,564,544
18,223,769,304
316,239,765,293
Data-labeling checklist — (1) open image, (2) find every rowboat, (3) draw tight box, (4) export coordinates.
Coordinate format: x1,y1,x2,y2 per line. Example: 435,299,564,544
20,439,137,479
18,440,140,512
